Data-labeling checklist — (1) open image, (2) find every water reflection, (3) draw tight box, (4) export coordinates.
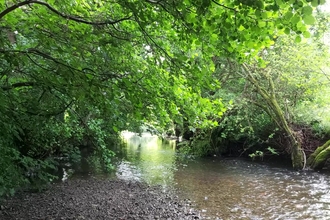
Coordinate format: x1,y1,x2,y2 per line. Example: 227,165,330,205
117,132,176,185
118,132,330,219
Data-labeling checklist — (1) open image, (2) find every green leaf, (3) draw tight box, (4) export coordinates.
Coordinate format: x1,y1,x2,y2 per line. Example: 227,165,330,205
291,15,301,24
267,147,279,155
284,11,293,20
261,12,268,19
302,6,313,15
284,28,291,35
258,21,266,28
112,126,119,132
211,33,218,42
86,74,93,79
311,0,318,6
295,35,302,43
303,15,315,25
303,31,311,38
275,0,284,6
186,13,197,23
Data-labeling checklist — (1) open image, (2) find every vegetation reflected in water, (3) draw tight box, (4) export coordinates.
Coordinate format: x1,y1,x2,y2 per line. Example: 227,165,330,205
118,132,330,219
116,132,177,185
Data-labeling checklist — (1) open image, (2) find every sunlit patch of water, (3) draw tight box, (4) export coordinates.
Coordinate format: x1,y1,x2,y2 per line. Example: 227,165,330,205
116,161,141,182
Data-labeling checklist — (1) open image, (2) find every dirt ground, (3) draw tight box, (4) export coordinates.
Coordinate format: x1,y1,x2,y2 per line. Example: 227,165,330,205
0,177,201,220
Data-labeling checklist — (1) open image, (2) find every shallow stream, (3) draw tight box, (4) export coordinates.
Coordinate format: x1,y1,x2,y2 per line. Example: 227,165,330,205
94,132,330,219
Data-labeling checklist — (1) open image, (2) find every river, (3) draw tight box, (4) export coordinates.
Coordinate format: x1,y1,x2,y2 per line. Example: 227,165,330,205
110,132,330,219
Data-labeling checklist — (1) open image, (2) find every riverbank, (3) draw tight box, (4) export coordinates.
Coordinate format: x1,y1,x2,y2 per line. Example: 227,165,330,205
0,177,200,219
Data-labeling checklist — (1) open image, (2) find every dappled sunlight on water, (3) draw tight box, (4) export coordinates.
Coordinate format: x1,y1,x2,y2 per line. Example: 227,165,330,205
118,133,330,219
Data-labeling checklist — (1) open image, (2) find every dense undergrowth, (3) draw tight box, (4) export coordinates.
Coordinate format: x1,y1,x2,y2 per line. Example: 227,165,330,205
0,109,119,197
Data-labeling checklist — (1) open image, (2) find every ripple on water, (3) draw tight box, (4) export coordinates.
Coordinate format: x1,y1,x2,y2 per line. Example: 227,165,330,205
116,161,141,182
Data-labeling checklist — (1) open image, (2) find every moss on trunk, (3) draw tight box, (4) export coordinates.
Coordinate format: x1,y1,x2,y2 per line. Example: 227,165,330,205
291,142,304,169
307,140,330,170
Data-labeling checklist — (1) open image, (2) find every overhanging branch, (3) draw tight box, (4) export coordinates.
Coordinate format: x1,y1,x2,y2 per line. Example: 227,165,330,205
0,0,131,25
211,0,237,12
1,82,38,91
0,48,86,74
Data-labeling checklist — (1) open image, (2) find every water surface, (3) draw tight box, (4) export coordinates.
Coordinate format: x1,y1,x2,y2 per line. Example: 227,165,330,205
115,132,330,219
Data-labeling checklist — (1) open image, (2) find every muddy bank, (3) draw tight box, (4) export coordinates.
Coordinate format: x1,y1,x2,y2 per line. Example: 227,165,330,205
0,178,201,219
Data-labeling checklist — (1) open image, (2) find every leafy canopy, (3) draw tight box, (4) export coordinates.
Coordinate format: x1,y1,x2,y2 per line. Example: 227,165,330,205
0,0,326,192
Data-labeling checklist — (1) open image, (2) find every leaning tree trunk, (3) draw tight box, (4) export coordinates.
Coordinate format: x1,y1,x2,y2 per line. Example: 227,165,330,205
272,98,304,169
307,140,330,170
242,64,304,169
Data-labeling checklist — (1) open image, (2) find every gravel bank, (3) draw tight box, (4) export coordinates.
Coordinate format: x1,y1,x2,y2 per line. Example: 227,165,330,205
0,178,201,219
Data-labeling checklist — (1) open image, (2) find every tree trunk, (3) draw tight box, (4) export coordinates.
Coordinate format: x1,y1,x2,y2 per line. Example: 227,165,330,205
289,135,304,169
269,97,304,169
307,140,330,170
242,64,304,169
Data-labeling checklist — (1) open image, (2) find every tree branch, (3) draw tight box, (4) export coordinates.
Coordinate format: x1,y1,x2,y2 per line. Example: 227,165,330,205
26,100,74,117
145,0,163,4
1,82,38,91
211,0,237,12
0,48,85,74
0,0,131,25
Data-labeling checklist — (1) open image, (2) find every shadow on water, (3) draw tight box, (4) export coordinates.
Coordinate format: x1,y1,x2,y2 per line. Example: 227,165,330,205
70,132,330,219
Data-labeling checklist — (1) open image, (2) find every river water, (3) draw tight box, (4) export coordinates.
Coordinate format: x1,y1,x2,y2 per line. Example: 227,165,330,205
113,132,330,219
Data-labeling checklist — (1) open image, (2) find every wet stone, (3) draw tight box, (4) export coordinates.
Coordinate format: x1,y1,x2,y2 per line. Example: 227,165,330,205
0,178,200,219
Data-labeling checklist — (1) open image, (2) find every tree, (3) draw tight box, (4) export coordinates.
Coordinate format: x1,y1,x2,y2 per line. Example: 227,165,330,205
0,0,325,194
242,63,305,169
209,28,330,169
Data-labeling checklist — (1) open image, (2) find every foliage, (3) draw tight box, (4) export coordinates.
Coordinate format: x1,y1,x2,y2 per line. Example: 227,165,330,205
0,0,327,195
249,147,279,161
0,146,26,197
195,11,330,166
249,150,264,161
